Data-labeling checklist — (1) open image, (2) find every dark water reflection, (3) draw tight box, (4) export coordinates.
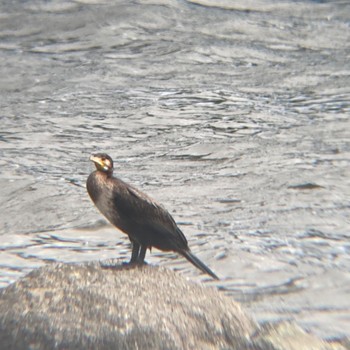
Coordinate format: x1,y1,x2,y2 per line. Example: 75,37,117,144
0,0,349,340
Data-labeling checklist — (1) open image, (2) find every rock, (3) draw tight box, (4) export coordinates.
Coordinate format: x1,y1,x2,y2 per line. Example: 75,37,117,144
0,262,255,350
0,262,347,350
252,321,347,350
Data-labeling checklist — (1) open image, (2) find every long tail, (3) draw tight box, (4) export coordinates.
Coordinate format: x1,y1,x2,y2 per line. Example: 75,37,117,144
181,250,219,280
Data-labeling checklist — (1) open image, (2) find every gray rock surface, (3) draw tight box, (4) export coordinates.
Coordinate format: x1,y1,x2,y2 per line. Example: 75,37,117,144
0,262,347,350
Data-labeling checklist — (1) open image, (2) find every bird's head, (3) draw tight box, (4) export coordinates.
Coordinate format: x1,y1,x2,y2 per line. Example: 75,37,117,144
90,153,114,174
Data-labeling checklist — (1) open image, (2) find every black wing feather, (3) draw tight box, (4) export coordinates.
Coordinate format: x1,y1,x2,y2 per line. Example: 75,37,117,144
112,180,188,250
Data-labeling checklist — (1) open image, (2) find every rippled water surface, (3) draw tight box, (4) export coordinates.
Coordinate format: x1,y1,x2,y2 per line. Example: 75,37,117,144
0,0,349,341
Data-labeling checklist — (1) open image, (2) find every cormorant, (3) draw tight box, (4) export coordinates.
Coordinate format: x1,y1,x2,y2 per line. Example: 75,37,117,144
87,153,218,280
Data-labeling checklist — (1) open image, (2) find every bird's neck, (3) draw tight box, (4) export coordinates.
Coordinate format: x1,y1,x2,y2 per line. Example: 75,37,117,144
99,170,113,178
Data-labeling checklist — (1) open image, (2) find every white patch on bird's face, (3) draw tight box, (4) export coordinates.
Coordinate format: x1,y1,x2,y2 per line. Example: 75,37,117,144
103,158,112,170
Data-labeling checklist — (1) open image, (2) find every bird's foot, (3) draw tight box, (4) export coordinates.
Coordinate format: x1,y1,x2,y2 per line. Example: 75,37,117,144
126,260,148,266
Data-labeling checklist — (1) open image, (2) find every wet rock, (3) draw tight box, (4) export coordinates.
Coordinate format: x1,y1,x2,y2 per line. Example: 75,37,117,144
0,262,347,350
252,321,348,350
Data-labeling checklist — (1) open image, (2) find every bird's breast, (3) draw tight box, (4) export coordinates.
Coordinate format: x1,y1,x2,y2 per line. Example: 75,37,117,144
87,172,125,228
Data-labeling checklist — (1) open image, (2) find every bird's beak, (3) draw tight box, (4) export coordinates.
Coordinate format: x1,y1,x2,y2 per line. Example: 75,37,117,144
90,155,109,171
89,155,103,166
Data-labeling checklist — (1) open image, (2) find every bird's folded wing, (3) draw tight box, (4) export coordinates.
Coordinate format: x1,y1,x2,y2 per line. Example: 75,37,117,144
113,184,188,246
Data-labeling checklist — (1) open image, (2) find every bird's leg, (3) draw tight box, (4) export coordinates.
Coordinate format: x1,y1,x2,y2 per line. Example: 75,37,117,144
137,245,147,264
130,242,140,264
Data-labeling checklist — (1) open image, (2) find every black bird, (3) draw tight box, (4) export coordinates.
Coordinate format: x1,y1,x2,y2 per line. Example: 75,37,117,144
87,153,219,280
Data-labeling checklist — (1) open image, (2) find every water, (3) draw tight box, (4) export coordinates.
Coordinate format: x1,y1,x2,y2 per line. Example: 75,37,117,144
0,0,349,341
